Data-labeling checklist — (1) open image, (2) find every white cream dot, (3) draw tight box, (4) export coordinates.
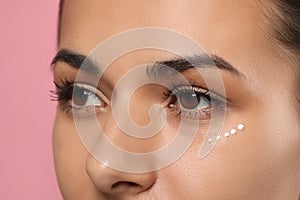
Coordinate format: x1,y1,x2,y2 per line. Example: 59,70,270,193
230,129,237,135
207,138,213,143
216,135,221,141
224,132,230,137
237,124,245,130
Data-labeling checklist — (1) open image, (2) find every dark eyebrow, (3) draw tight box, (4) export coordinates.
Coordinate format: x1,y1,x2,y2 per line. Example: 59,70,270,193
52,48,244,77
148,54,243,78
51,49,100,73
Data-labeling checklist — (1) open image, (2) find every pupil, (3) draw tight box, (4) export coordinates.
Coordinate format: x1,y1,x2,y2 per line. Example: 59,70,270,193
73,87,88,106
178,91,200,109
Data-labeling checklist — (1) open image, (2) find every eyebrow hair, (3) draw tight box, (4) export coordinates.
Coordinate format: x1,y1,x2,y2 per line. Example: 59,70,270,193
51,48,243,77
51,49,100,73
148,54,242,78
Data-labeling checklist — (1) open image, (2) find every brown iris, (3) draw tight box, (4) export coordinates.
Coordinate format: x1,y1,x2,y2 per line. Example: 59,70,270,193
177,91,200,110
73,87,89,106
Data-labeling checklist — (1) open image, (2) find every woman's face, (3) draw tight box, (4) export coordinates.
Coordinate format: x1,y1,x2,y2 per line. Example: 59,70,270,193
53,0,300,199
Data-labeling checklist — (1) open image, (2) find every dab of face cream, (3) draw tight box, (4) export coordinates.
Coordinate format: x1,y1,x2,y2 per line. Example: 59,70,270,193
237,124,245,130
230,129,237,135
218,123,245,140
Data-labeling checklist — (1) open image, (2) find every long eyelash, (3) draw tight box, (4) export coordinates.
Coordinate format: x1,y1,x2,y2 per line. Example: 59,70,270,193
163,85,226,109
50,80,71,101
162,85,227,121
163,85,209,101
50,79,74,112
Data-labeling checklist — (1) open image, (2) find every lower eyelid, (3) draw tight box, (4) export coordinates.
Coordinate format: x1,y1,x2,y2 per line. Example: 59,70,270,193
57,101,73,115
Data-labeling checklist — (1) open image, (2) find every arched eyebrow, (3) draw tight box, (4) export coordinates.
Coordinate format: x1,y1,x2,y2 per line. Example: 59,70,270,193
147,54,244,78
51,48,244,78
51,49,100,73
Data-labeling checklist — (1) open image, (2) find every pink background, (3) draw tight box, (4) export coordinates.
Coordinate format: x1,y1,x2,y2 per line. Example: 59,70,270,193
0,1,62,199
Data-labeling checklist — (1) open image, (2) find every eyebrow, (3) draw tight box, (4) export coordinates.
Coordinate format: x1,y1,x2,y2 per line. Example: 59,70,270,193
51,49,100,73
51,48,244,77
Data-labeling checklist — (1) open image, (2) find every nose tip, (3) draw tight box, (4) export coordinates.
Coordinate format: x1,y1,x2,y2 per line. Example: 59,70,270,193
86,155,156,195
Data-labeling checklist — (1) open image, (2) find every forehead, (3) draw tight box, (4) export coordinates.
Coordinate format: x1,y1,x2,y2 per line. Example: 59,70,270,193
60,0,263,51
59,0,293,86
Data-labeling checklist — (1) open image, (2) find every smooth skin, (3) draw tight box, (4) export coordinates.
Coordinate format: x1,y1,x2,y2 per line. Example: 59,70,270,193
53,0,300,199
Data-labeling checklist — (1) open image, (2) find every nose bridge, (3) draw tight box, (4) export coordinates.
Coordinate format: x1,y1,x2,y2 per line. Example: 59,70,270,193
99,84,165,150
129,87,153,126
100,111,159,152
111,85,155,131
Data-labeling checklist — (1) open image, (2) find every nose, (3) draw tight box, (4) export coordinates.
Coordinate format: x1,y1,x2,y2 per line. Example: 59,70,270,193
84,88,162,196
86,155,156,195
85,109,158,196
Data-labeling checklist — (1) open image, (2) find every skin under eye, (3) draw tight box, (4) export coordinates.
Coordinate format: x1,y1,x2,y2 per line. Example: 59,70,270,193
165,85,226,121
53,81,109,117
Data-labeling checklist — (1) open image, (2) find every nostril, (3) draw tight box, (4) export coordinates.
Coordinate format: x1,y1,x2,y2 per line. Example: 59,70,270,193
111,181,141,189
86,156,157,195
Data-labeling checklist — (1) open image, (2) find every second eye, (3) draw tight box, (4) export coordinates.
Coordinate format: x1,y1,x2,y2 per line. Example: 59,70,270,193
164,85,225,121
72,84,102,108
70,83,108,117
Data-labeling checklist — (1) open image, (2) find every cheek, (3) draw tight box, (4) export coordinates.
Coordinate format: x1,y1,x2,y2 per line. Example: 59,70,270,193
155,103,300,199
53,112,94,198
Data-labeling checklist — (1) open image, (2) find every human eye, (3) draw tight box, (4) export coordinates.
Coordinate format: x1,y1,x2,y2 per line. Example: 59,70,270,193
51,80,109,117
163,85,226,122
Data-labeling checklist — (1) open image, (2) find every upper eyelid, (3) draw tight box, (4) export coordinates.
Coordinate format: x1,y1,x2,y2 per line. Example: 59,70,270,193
73,82,110,106
171,85,209,95
170,85,226,101
57,81,227,106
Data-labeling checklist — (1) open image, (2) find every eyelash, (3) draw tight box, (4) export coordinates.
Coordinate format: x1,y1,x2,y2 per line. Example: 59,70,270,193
51,80,226,121
51,79,106,116
163,85,226,121
51,80,73,112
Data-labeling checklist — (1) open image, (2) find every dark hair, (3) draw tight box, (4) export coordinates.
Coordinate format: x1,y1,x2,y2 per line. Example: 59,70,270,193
274,0,300,53
273,0,300,110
